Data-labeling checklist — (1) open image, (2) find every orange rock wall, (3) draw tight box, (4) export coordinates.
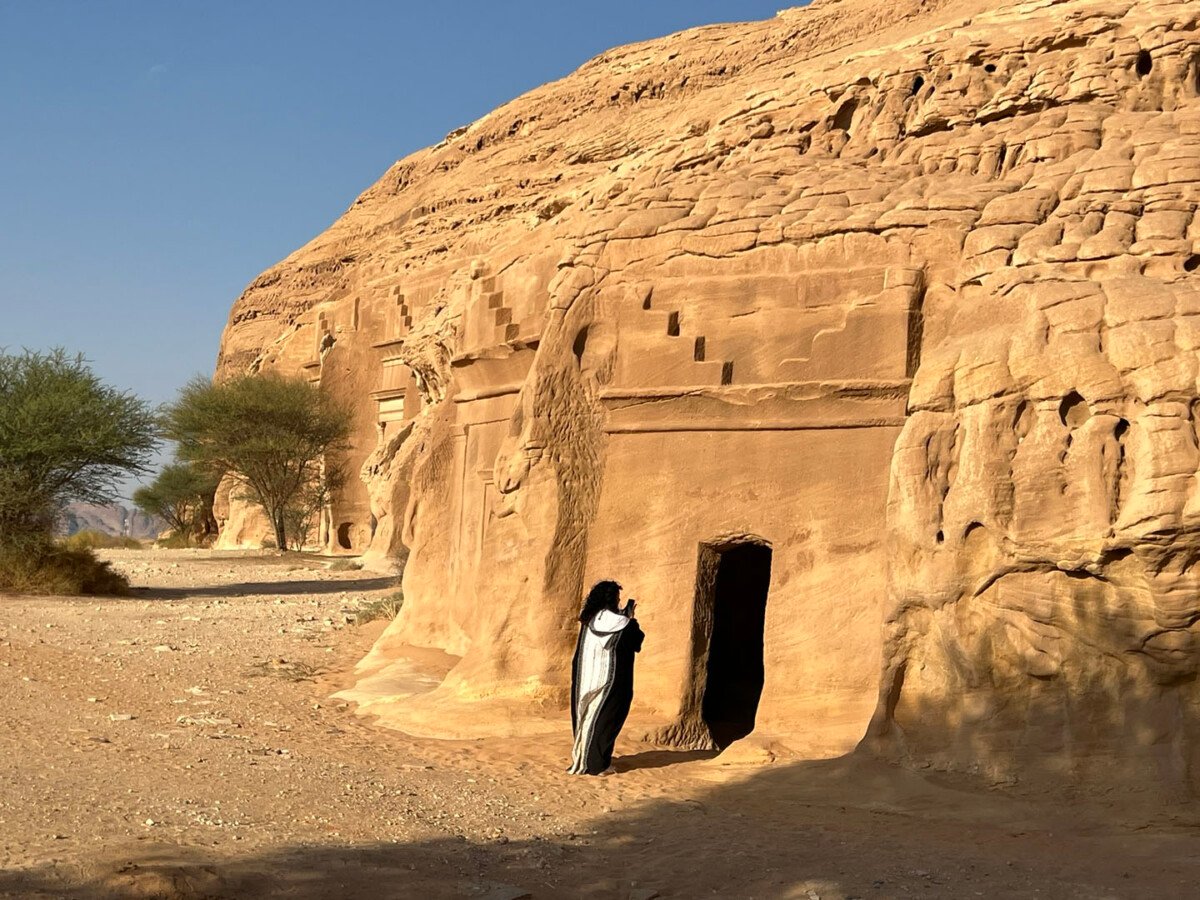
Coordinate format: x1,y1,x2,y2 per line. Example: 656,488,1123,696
216,0,1200,788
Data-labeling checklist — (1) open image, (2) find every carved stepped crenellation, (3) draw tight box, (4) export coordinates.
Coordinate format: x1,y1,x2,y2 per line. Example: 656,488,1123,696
460,271,539,353
485,289,520,341
391,286,413,335
616,300,734,388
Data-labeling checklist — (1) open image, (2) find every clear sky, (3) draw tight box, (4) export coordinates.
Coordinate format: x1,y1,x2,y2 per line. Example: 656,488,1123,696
1,1,794,494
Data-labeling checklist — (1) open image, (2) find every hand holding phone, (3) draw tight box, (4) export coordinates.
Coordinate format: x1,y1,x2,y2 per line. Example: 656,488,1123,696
625,598,637,617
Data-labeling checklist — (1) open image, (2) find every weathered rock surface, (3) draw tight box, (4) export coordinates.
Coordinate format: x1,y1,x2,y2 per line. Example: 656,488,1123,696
216,0,1200,793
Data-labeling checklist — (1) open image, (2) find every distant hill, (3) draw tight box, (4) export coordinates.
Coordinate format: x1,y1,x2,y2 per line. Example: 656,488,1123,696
59,503,162,540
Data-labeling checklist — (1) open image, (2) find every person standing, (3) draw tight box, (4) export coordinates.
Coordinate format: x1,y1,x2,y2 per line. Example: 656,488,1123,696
568,580,644,776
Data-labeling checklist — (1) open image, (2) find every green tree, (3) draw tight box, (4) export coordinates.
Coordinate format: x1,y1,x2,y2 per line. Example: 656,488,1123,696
162,373,352,551
0,349,158,546
133,461,220,542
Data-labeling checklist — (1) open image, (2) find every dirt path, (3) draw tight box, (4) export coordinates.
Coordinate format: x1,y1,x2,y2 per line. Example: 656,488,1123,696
0,550,1197,899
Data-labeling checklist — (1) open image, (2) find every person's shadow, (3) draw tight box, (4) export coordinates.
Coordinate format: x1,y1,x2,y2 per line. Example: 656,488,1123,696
613,749,718,772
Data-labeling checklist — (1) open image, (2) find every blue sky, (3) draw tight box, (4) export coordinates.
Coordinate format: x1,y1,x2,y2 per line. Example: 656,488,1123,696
0,1,793,492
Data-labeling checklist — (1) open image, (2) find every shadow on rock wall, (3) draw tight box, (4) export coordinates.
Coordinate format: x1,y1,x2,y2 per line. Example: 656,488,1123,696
871,561,1200,804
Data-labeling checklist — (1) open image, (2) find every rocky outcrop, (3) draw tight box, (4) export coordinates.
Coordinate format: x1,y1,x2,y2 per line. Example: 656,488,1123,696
60,503,161,541
217,0,1200,794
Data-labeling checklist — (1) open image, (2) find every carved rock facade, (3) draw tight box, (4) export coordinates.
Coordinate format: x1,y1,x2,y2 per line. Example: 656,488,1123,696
217,0,1200,790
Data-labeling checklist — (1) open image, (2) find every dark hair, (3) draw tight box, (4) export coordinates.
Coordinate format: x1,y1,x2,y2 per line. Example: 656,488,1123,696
579,580,621,623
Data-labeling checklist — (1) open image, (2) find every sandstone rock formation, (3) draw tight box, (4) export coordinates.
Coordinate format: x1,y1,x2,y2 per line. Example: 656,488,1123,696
60,503,161,541
216,0,1200,792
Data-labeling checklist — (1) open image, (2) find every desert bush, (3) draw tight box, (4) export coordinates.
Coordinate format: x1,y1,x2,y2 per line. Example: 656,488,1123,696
0,540,129,595
162,373,351,551
354,591,404,624
0,349,157,547
61,530,142,551
133,461,220,545
0,349,155,595
156,531,203,549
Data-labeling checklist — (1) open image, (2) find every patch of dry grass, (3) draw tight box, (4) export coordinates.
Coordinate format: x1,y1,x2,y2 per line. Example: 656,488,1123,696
0,542,129,595
354,591,404,624
248,658,322,682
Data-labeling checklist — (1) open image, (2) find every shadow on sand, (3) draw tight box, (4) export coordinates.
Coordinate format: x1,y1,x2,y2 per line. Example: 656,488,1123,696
613,748,718,772
3,752,1197,899
134,576,397,600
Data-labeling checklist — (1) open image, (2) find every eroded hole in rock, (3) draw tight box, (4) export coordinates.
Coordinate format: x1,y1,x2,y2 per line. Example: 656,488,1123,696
1136,50,1153,78
910,75,925,96
1184,255,1200,272
697,542,771,750
935,529,945,544
1059,391,1090,428
1111,417,1130,522
1103,547,1134,566
667,311,680,337
572,326,589,364
337,522,353,551
694,336,706,362
1013,399,1032,441
832,98,858,132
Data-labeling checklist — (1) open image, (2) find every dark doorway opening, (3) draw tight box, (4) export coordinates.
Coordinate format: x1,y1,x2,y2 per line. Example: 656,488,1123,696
698,542,771,749
337,522,353,550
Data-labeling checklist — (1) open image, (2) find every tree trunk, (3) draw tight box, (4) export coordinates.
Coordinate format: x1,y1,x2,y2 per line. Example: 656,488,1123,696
200,489,219,538
273,512,288,551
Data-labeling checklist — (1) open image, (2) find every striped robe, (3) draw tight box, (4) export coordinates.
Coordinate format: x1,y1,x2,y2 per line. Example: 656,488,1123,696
568,608,645,775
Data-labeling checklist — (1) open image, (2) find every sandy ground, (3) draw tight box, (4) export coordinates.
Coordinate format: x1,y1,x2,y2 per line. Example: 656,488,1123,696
1,550,1198,899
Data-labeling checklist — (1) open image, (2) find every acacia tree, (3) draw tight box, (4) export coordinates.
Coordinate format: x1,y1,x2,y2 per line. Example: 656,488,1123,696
161,373,352,551
132,461,220,541
0,349,157,548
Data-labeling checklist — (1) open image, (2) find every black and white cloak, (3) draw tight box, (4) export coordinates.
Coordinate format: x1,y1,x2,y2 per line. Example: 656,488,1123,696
568,608,645,775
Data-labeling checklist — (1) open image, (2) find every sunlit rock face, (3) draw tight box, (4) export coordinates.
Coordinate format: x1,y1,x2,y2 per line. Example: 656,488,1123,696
216,0,1200,790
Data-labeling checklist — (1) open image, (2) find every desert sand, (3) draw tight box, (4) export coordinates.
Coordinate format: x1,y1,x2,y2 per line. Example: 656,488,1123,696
1,549,1197,899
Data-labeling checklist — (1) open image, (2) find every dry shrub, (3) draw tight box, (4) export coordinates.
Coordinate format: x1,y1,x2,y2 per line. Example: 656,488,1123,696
0,542,129,595
155,531,212,549
61,529,143,551
354,591,404,624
